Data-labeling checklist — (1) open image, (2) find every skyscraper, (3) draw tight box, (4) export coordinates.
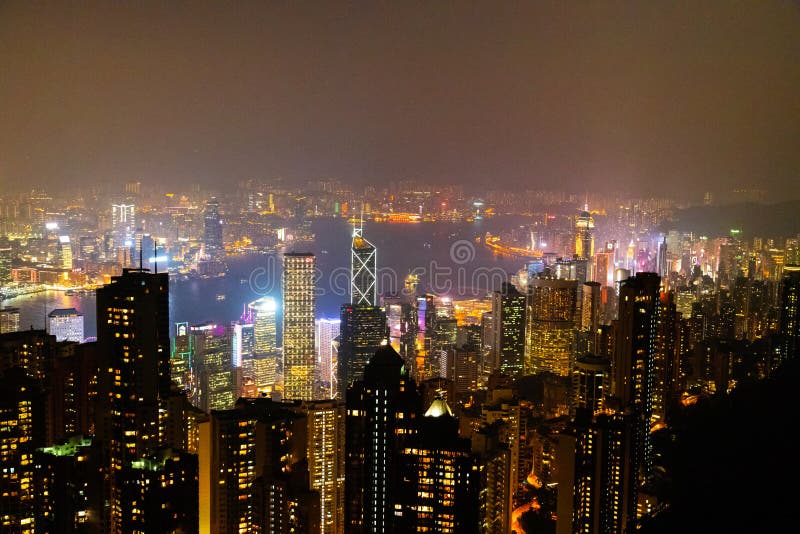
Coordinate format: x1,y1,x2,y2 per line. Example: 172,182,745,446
779,265,800,364
283,253,316,401
316,318,341,395
0,367,46,532
613,272,660,481
190,322,236,412
301,400,346,534
574,206,595,260
394,395,479,533
526,277,579,376
203,197,224,261
345,345,419,533
96,267,172,531
556,411,636,534
337,304,388,399
491,282,527,377
249,296,278,355
46,307,84,342
351,223,377,306
111,203,135,248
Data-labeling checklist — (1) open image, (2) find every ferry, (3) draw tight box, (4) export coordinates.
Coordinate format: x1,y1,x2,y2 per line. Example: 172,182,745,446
216,294,226,301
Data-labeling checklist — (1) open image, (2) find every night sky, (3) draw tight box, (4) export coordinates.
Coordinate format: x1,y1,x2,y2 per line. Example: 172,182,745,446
1,1,798,197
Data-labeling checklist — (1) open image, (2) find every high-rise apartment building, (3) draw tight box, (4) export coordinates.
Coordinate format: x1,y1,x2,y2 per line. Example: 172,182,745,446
190,322,236,412
283,253,316,401
779,265,800,364
95,267,174,532
613,272,660,481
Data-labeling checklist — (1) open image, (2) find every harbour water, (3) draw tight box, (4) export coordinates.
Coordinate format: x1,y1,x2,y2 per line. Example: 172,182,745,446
3,216,529,338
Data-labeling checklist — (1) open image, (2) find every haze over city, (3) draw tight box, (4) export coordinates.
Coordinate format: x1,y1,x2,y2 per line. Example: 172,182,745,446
2,1,799,197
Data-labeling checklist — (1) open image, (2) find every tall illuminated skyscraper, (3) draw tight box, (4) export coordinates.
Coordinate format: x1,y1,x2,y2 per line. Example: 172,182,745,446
613,272,659,481
525,278,579,376
301,400,345,534
575,206,595,260
337,304,388,399
491,282,526,376
111,203,135,247
203,197,223,261
351,223,377,306
249,296,278,355
283,253,316,401
316,318,341,394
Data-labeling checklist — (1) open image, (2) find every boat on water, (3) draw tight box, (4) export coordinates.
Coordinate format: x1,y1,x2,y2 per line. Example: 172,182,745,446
65,289,76,296
216,294,226,301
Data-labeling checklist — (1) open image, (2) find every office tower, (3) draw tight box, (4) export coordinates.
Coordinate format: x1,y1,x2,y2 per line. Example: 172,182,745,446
190,322,236,411
199,399,318,533
0,307,20,333
111,203,135,247
526,278,579,376
451,347,479,395
351,223,377,306
203,197,224,261
316,318,341,395
613,272,660,480
556,411,636,534
471,427,512,534
594,250,614,287
57,235,73,269
381,295,403,350
171,322,192,390
394,395,480,533
34,436,102,533
580,282,601,353
575,206,595,259
0,367,47,533
779,265,800,364
491,282,527,376
283,253,316,401
301,400,345,534
46,307,84,342
337,304,387,399
571,354,610,416
345,345,420,533
95,267,172,532
249,296,278,355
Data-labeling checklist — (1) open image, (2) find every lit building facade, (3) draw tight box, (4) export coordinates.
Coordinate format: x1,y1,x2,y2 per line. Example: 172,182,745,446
526,278,579,376
46,307,84,342
0,307,20,334
283,253,316,401
351,224,377,306
316,318,341,395
491,282,526,377
203,197,224,261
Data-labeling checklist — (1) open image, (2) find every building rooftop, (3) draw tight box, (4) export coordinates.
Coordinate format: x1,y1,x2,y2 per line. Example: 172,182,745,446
48,307,82,317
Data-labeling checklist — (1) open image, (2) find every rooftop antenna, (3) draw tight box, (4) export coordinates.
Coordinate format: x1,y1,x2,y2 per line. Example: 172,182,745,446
139,242,143,271
153,241,158,274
